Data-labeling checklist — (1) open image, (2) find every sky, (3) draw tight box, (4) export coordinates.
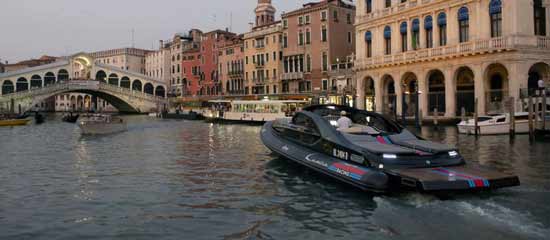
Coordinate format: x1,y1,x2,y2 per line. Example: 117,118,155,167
0,0,312,63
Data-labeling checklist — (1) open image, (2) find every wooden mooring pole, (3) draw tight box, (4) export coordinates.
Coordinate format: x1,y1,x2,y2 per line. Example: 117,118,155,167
474,98,479,136
543,89,547,130
433,108,439,130
509,97,515,139
528,96,534,142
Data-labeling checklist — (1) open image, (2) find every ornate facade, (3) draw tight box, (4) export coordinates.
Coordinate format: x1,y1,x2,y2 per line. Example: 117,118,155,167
355,0,550,118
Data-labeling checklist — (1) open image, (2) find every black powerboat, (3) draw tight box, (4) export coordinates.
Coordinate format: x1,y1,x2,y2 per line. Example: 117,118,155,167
261,105,520,193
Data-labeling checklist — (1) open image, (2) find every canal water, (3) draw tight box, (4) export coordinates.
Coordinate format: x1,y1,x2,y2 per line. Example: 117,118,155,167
0,115,548,240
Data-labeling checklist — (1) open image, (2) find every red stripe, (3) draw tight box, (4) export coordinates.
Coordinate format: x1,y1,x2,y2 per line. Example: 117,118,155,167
333,163,366,175
376,136,386,144
474,179,485,187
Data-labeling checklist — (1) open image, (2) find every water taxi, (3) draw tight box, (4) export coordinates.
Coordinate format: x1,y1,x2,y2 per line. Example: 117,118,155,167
78,114,127,135
204,100,309,123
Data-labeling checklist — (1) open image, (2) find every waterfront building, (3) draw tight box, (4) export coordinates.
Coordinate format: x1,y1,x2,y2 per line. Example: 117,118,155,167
145,42,171,89
219,36,246,95
165,30,202,96
198,30,237,96
181,47,202,96
54,93,114,112
89,48,149,75
281,0,355,100
0,61,5,73
325,54,356,106
2,56,58,73
355,0,550,118
243,0,284,96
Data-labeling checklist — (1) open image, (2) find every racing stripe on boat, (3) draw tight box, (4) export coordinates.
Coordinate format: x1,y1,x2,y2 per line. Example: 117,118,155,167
328,163,368,180
432,168,490,188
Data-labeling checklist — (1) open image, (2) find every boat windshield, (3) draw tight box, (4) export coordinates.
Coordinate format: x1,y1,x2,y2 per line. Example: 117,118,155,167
304,105,403,135
477,117,493,122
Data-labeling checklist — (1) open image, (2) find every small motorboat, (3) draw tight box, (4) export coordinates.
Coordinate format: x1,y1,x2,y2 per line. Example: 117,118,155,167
0,118,31,127
78,114,127,135
457,112,550,135
62,113,80,123
261,105,520,193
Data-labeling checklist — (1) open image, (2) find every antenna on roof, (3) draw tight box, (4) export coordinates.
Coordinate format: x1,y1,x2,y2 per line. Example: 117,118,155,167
230,12,233,32
131,28,135,48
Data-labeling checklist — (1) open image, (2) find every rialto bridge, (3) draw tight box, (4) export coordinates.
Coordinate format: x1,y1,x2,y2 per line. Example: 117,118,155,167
0,54,167,113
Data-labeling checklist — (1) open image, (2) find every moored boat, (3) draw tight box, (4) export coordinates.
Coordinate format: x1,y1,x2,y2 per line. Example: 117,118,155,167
261,105,520,193
0,118,31,127
78,114,127,135
457,112,550,135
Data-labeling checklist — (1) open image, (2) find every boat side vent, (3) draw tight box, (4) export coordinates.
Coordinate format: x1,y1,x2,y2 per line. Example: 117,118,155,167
401,177,417,188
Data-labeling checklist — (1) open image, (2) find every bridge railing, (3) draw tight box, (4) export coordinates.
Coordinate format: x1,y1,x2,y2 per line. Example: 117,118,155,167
0,80,166,103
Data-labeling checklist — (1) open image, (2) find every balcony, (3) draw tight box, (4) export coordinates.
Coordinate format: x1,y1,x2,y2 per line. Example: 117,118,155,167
357,0,425,23
228,70,244,78
254,62,265,68
281,72,304,81
356,36,550,70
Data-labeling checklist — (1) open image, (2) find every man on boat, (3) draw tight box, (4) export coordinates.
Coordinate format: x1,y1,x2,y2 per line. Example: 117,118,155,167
337,111,352,131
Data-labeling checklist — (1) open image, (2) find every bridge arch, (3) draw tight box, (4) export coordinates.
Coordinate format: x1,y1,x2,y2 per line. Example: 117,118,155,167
16,77,29,92
120,77,130,88
108,73,119,86
144,83,154,95
132,80,142,91
155,86,166,97
44,72,56,86
2,80,14,95
31,75,42,89
58,69,69,81
96,71,107,82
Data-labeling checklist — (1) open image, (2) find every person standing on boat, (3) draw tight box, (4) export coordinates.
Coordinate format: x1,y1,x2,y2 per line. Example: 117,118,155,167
337,111,352,130
538,78,546,96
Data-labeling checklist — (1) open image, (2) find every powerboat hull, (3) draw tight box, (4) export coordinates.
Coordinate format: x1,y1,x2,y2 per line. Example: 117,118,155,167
261,121,389,192
457,121,531,135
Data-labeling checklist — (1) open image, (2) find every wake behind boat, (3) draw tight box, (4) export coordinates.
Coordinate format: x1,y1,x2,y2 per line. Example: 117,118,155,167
261,105,520,193
78,114,126,135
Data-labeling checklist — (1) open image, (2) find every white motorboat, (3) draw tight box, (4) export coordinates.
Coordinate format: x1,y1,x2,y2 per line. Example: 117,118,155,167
457,112,548,135
78,114,127,135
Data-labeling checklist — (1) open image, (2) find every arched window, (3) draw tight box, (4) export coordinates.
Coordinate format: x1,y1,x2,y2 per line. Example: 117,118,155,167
411,19,420,50
534,0,546,36
400,22,408,52
384,26,392,55
458,7,470,43
490,0,502,37
438,12,447,46
365,31,372,58
425,16,433,48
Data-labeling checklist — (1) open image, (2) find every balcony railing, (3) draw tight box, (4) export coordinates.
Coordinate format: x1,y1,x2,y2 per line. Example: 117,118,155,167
357,0,425,23
356,36,550,69
281,72,304,81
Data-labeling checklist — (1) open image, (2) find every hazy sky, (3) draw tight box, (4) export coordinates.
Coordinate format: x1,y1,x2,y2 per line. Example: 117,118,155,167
0,0,312,63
